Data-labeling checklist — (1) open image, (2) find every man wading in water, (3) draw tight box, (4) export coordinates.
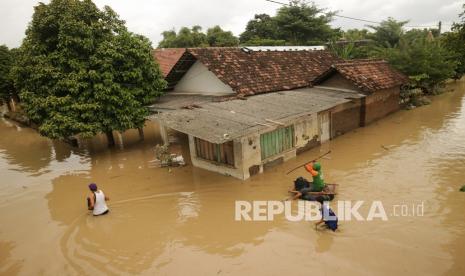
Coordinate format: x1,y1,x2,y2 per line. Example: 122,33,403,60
87,183,110,216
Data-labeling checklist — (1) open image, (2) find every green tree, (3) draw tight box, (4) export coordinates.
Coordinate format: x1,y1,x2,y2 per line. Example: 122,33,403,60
206,26,239,47
373,34,457,93
239,14,281,44
158,26,208,48
368,17,408,47
274,0,340,45
442,4,465,78
13,0,166,146
327,40,356,59
158,25,239,48
342,29,370,41
0,45,14,104
239,0,340,46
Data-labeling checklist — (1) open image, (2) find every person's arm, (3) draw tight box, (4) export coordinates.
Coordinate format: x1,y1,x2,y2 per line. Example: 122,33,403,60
292,191,302,200
288,187,298,194
304,163,318,177
88,193,95,210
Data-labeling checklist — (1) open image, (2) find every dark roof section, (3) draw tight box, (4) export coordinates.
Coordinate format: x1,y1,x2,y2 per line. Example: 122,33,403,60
330,59,408,93
187,47,341,96
153,49,196,90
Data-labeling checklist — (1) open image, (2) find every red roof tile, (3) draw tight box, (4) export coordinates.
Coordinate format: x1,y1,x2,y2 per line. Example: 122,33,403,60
332,59,408,92
153,48,186,77
187,47,341,95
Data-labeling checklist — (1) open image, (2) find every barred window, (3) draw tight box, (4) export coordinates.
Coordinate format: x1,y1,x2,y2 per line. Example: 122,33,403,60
194,138,235,166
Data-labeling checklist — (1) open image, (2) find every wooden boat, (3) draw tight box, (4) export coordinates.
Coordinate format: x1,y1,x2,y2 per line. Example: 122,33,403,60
288,183,338,201
306,183,338,200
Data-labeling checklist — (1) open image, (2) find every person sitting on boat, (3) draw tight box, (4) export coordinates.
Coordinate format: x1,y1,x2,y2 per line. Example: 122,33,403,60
304,161,325,192
87,183,110,216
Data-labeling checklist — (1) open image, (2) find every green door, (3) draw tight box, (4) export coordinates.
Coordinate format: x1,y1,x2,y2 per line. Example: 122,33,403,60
260,126,295,160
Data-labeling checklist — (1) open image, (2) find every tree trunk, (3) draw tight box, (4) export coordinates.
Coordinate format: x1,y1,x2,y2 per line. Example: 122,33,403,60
5,99,12,112
9,98,16,112
106,131,115,147
138,127,144,141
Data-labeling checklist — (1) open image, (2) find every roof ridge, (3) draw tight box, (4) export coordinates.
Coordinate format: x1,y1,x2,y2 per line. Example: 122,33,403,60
335,59,387,66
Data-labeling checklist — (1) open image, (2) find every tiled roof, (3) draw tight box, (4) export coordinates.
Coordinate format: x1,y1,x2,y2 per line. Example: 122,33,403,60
153,48,186,77
187,48,341,95
332,59,408,92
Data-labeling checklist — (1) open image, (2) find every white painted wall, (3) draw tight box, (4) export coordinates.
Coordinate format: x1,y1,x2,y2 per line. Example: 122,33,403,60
173,61,235,96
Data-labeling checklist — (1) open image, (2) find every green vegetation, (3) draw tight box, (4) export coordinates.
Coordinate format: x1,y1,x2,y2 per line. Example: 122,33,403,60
328,17,461,101
206,26,240,47
240,0,340,46
0,45,14,105
12,0,166,145
373,29,457,93
158,25,239,48
442,4,465,78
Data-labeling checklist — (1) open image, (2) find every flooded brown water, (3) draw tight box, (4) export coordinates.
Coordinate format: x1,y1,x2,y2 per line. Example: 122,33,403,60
1,80,465,276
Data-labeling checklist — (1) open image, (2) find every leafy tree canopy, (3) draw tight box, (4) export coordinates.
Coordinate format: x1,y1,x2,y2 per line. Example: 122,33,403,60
342,29,370,41
158,25,238,48
367,17,408,47
442,4,465,78
239,14,280,43
158,26,208,48
0,45,14,100
13,0,166,140
372,34,457,92
240,0,340,46
206,26,239,47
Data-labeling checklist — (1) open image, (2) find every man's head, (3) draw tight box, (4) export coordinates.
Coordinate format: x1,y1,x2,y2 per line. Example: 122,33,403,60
88,183,98,192
313,162,321,171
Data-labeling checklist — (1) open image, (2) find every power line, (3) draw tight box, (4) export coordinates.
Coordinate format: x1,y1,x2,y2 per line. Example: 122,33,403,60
264,0,451,29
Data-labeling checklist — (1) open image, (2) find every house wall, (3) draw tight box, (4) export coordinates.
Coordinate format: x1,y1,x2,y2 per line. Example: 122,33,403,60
331,99,362,138
294,114,319,154
173,61,235,96
188,135,248,179
365,87,400,124
184,95,388,180
319,73,359,91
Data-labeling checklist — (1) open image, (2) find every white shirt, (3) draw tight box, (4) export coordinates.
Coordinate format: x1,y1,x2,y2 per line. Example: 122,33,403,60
93,190,109,216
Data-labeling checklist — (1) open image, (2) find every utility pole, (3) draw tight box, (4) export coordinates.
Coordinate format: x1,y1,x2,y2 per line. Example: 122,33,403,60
438,21,442,35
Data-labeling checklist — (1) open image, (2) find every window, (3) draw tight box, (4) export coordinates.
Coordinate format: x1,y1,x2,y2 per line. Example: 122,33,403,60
260,126,295,160
194,138,235,166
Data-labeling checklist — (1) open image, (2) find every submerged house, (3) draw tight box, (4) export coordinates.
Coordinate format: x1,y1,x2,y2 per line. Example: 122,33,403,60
149,47,407,179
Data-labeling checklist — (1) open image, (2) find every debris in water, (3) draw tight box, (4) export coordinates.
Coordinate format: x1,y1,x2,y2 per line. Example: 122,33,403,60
381,145,390,151
154,144,186,168
460,185,465,192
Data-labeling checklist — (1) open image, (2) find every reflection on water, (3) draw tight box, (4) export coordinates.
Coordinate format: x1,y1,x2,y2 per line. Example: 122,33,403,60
0,80,465,275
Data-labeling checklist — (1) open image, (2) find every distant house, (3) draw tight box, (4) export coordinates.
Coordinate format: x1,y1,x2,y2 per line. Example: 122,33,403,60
315,59,408,130
149,47,407,179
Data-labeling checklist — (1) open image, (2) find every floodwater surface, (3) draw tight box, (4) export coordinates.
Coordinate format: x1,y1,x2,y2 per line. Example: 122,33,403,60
1,80,465,276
